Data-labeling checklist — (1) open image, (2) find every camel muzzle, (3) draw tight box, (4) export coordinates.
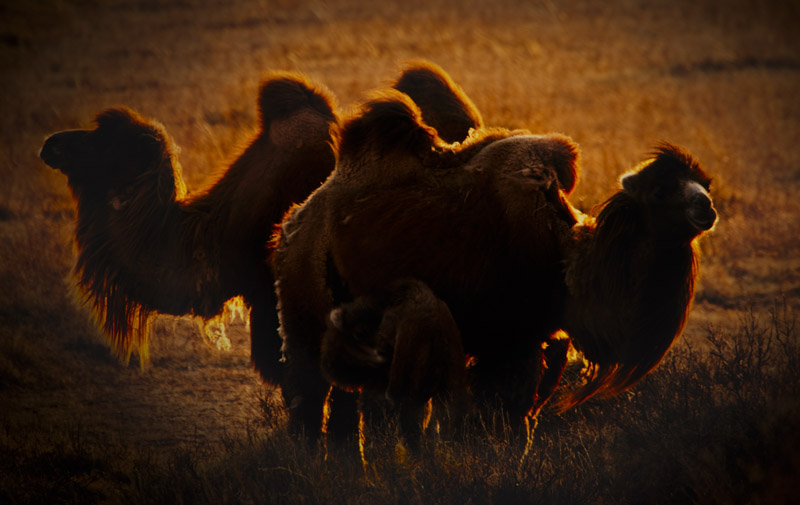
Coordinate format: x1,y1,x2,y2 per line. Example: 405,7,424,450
40,130,89,173
687,193,717,231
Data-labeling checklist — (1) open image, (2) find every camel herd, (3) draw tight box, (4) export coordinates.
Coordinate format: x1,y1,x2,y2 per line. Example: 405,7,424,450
40,60,717,451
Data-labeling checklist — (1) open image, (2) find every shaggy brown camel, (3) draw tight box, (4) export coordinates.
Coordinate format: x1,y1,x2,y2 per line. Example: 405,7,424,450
559,143,717,406
40,73,339,383
272,90,580,437
273,90,716,439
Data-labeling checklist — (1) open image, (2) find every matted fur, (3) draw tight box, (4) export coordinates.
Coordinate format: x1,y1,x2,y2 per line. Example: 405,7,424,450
41,73,339,382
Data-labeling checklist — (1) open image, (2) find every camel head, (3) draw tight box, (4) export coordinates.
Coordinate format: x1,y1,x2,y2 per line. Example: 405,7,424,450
40,107,183,209
328,299,384,346
618,142,716,244
40,108,187,364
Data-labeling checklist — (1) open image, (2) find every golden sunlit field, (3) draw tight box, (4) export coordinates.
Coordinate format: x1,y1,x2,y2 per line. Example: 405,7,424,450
2,0,800,503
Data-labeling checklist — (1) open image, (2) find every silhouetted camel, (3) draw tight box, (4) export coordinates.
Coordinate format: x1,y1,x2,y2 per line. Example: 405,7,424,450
40,73,339,383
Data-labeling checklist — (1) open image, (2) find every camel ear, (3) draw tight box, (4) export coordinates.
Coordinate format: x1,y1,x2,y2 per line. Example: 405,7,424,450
329,308,345,331
339,89,437,161
393,59,483,143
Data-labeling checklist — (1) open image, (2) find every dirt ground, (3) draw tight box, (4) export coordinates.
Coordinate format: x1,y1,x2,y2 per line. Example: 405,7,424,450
2,0,800,465
2,313,272,451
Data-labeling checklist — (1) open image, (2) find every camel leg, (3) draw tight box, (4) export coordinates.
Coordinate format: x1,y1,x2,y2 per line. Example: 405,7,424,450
358,388,393,431
431,376,471,442
469,341,546,434
351,387,394,465
281,348,330,441
397,399,426,454
326,387,360,441
531,338,569,416
282,348,360,444
248,289,283,386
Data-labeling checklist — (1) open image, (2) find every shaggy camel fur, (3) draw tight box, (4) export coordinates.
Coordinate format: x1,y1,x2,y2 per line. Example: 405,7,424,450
40,73,339,383
321,279,468,450
273,91,716,438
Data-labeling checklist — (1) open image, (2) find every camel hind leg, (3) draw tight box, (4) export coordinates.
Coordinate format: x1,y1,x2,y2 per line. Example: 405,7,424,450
468,339,547,436
531,337,569,417
385,288,467,452
248,289,283,385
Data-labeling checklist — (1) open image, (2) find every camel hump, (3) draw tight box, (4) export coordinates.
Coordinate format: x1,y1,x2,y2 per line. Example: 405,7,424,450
258,72,338,149
339,89,438,163
392,59,483,143
257,71,337,126
534,133,581,194
478,133,580,194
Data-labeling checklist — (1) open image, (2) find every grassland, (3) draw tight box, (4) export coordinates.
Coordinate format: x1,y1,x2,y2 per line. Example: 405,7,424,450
1,0,799,503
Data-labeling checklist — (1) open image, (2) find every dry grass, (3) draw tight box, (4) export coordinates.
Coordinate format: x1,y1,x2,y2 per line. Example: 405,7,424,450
2,0,800,503
3,306,797,504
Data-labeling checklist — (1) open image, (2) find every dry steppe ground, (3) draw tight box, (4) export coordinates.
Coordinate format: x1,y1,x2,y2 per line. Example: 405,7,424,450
1,0,799,503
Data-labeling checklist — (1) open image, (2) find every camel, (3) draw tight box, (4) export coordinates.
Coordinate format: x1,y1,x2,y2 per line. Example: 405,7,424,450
272,90,716,438
272,90,580,436
558,143,716,406
40,73,339,382
321,279,468,451
40,61,485,389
